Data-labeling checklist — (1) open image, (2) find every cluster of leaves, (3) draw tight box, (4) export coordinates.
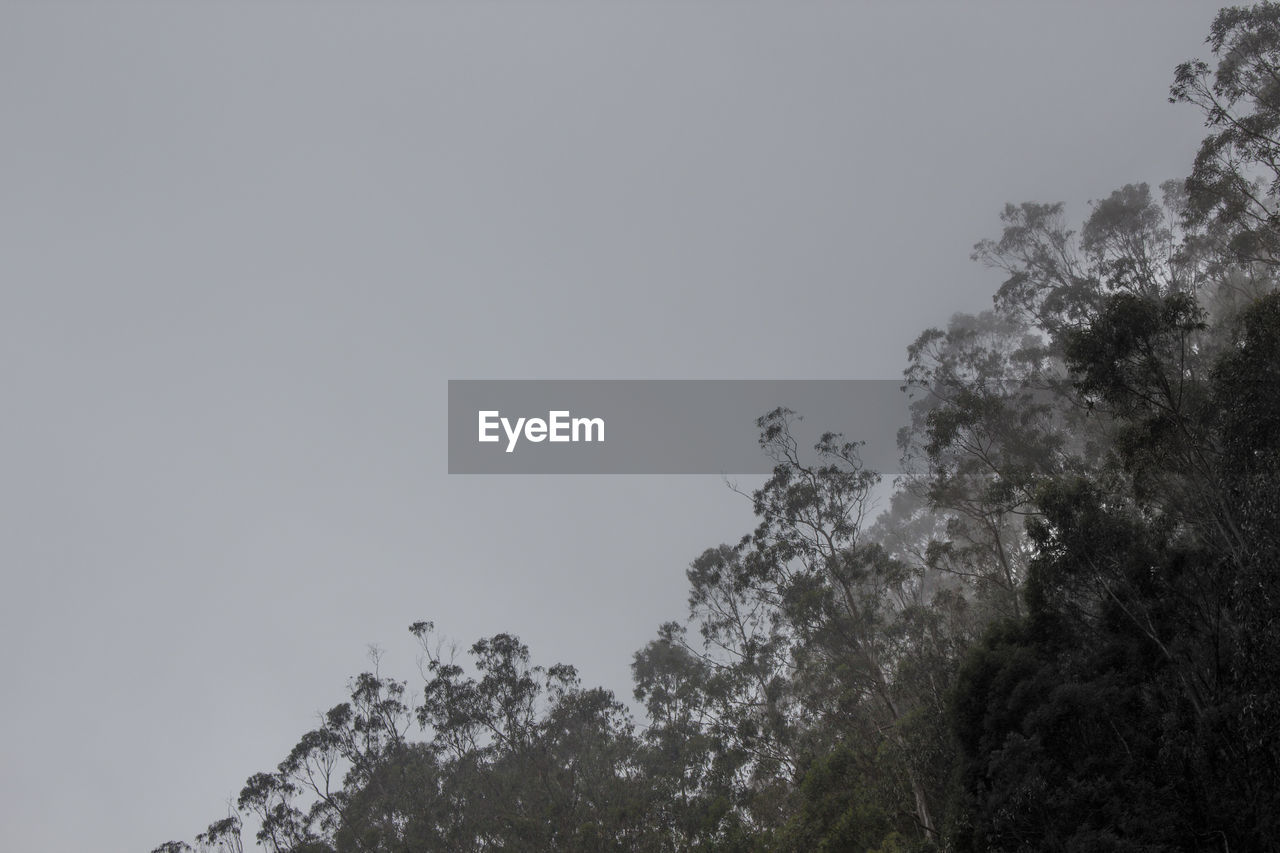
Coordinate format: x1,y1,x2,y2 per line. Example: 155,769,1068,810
156,5,1280,852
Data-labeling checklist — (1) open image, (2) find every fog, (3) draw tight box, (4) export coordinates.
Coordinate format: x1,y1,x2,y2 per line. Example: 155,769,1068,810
0,2,1226,849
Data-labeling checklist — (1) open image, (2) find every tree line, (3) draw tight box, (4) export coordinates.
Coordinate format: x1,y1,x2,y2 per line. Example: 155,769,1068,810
155,5,1280,851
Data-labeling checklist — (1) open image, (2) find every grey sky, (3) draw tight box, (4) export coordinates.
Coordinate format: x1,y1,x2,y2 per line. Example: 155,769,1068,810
0,2,1226,849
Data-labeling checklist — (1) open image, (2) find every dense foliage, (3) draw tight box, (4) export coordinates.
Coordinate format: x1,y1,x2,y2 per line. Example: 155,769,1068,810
156,5,1280,851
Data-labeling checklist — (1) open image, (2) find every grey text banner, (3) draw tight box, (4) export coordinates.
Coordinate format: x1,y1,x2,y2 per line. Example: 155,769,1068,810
448,380,912,475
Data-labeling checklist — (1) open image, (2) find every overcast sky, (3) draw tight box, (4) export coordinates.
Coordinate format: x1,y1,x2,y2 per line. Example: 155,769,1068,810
0,2,1229,849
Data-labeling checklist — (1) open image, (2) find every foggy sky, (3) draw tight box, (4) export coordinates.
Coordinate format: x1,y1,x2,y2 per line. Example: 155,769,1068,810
0,2,1227,849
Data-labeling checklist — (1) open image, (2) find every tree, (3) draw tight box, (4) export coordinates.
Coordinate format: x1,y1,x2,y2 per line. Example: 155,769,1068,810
1172,2,1280,264
412,624,646,852
949,214,1280,853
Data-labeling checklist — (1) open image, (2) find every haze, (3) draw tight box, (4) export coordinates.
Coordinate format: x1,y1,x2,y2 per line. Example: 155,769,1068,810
0,2,1225,849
